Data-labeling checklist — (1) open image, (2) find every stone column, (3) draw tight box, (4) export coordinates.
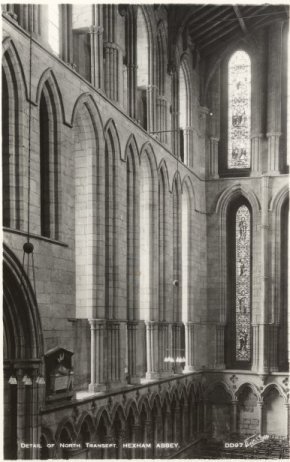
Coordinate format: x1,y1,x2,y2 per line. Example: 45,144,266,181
147,85,157,134
216,324,225,369
184,322,195,372
91,5,104,90
252,324,259,371
60,5,73,64
267,21,283,174
145,321,159,380
103,5,119,102
173,404,182,443
172,322,183,374
257,399,263,434
251,33,265,175
286,403,290,439
103,43,119,101
231,400,238,436
132,424,141,458
171,67,179,157
144,420,153,459
181,404,189,444
107,321,121,385
89,320,106,391
251,135,263,175
207,67,220,178
158,322,170,377
156,96,168,144
127,321,138,382
268,324,278,372
209,137,219,178
16,369,25,459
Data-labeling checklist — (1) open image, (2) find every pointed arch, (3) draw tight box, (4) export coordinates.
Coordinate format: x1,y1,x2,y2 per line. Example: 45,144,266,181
172,172,182,326
37,70,64,240
179,55,192,165
95,407,112,430
214,186,260,350
205,381,235,403
2,39,27,229
76,412,96,437
223,193,254,369
139,143,158,322
126,134,140,325
36,68,66,124
156,20,169,144
158,161,171,332
125,400,139,424
2,37,28,98
261,384,287,436
269,185,289,370
55,418,77,443
137,396,151,419
71,93,104,134
124,134,139,163
104,118,122,162
3,244,44,360
73,96,105,319
235,382,260,400
104,119,122,320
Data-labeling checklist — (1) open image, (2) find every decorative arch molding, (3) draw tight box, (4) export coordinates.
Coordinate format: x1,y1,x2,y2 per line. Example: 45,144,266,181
204,39,257,106
215,185,260,329
261,383,287,404
172,170,182,195
149,392,162,411
205,380,235,402
55,418,77,443
36,68,67,125
215,184,261,217
235,382,261,401
158,159,170,191
75,412,96,437
3,244,44,360
95,407,112,430
137,395,151,417
104,118,122,162
110,403,127,426
124,400,139,423
181,175,196,211
269,184,289,214
124,134,140,163
71,93,104,138
2,37,28,100
140,142,158,176
40,426,55,444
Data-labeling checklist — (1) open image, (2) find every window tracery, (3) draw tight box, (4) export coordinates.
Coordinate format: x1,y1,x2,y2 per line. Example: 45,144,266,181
228,51,251,169
235,204,251,361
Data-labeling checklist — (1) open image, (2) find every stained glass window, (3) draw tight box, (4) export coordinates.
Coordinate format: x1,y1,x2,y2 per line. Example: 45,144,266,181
235,205,251,361
228,51,251,169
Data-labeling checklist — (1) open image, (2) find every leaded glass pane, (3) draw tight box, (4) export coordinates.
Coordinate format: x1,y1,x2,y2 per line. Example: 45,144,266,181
228,51,251,169
235,205,251,361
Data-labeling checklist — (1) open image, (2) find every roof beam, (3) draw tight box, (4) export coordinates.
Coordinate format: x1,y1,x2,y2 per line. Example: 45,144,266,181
200,23,238,50
193,11,234,39
233,5,249,35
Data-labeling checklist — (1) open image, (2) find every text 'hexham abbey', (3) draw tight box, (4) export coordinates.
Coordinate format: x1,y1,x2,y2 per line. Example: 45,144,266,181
2,3,290,460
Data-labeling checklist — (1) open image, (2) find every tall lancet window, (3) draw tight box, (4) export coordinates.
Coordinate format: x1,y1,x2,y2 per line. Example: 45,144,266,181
228,51,251,169
227,199,252,369
235,205,251,362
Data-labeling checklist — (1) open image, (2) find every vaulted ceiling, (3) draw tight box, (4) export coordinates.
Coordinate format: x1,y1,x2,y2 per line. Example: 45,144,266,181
168,4,289,57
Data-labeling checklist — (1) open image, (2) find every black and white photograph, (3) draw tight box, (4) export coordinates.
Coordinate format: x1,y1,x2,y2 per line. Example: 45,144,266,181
1,1,290,459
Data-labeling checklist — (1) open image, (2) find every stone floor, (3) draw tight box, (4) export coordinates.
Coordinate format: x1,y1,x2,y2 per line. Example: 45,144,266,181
175,436,290,459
